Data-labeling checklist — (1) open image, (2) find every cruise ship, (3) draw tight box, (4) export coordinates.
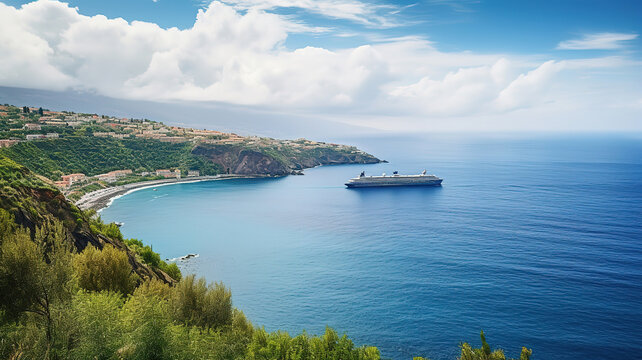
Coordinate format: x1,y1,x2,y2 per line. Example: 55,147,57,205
345,170,443,188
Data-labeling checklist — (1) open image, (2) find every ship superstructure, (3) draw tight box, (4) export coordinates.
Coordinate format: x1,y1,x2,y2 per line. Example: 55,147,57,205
345,170,442,188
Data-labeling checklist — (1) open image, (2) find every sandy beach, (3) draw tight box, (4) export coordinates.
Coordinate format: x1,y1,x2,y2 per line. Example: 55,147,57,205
75,175,261,211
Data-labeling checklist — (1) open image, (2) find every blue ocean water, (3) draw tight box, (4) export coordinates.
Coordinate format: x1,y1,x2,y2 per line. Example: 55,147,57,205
101,134,642,360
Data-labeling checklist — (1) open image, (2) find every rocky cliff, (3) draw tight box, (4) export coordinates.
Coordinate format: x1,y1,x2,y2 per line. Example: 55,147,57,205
192,145,291,175
192,142,381,176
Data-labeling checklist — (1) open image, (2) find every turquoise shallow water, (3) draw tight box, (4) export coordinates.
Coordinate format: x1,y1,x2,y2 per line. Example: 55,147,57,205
101,134,642,360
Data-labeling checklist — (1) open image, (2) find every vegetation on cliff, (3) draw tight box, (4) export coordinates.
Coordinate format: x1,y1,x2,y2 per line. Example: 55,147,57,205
0,154,177,283
1,137,222,180
193,141,380,176
1,136,379,181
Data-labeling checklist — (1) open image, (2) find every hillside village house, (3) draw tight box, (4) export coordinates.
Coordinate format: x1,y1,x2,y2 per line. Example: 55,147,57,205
25,134,46,141
95,173,117,182
111,169,133,177
0,139,18,148
24,123,41,130
188,129,223,136
159,137,188,143
156,169,181,179
60,173,86,187
94,132,130,139
43,120,66,126
25,133,58,141
95,169,133,183
54,181,69,189
187,170,200,177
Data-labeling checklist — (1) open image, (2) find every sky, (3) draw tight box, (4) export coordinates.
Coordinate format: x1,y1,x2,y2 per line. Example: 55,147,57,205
0,0,641,133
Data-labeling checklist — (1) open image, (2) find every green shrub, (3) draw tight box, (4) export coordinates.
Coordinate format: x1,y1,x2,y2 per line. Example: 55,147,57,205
73,245,138,294
0,221,75,358
459,331,532,360
139,246,161,267
133,279,173,300
172,275,233,330
159,261,182,281
124,238,144,248
71,291,124,360
121,285,173,360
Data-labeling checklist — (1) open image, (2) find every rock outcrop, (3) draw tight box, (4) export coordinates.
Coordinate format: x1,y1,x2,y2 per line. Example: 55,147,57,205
192,143,381,176
192,145,291,175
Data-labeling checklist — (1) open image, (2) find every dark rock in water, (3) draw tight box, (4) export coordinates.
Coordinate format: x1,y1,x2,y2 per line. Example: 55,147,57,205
177,253,198,261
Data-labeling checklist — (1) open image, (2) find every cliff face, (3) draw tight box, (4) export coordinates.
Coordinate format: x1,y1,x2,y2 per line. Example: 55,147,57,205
192,143,381,176
192,145,291,176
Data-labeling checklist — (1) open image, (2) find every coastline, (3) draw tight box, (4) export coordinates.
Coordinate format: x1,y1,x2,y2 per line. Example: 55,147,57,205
75,174,264,211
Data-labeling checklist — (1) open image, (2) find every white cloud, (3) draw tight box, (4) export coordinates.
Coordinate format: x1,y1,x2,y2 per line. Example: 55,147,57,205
219,0,401,28
0,0,640,131
495,60,562,111
389,58,515,116
557,32,638,50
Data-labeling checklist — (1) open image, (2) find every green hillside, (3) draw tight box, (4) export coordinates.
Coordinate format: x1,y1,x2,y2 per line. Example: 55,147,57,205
1,137,221,180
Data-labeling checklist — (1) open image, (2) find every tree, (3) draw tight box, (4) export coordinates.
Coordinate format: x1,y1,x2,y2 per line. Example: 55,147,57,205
133,279,172,300
38,107,44,116
73,244,138,295
121,286,173,360
459,331,532,360
0,221,75,350
171,275,233,330
70,291,124,360
0,209,16,243
159,261,181,281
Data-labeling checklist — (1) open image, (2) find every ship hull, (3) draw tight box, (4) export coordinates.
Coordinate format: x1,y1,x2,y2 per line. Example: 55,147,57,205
345,179,442,188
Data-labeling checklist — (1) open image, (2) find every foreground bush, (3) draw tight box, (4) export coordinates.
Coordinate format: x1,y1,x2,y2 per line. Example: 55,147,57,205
73,244,138,295
247,327,380,360
71,291,124,360
459,331,532,360
172,275,233,330
0,219,74,356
